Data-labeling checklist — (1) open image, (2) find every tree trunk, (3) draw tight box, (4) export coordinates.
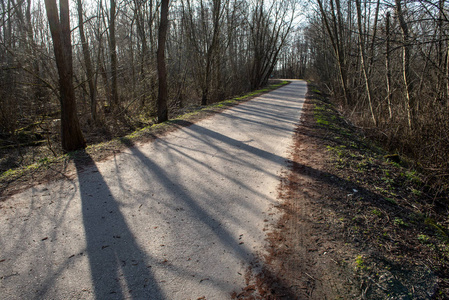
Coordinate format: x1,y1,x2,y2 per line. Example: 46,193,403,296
395,0,414,131
356,0,377,126
77,0,97,122
385,12,393,119
156,0,169,123
109,0,119,108
316,0,351,106
133,0,150,107
44,0,86,152
447,42,449,110
202,0,222,106
437,0,446,101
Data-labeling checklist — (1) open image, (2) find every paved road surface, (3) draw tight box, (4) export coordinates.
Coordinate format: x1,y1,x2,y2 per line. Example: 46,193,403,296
0,80,306,299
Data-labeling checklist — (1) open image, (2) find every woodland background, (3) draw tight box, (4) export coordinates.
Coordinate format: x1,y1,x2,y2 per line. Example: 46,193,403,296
0,0,295,169
1,0,448,189
278,0,449,189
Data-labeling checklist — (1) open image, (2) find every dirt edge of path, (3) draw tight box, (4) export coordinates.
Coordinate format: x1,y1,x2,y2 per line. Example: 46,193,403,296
234,83,448,299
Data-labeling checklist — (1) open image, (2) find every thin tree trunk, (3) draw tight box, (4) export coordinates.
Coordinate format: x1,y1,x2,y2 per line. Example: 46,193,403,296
447,42,449,110
439,0,449,108
316,0,351,106
133,0,149,107
385,11,393,119
202,0,222,106
437,0,445,101
156,0,169,123
77,0,97,122
395,0,414,130
356,0,376,126
109,0,119,108
369,0,380,70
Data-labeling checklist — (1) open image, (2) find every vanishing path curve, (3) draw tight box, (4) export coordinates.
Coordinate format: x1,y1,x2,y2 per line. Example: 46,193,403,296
0,80,306,299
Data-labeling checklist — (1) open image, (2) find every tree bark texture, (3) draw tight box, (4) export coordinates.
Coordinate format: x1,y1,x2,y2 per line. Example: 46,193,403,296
157,0,169,123
44,0,86,152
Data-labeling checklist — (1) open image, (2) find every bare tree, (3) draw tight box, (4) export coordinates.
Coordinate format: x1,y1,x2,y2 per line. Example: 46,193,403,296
44,0,86,151
157,0,169,123
77,0,97,122
316,0,352,105
2,0,307,167
395,0,414,130
385,11,393,119
181,0,226,105
248,0,295,89
109,0,119,108
303,0,449,174
355,0,376,126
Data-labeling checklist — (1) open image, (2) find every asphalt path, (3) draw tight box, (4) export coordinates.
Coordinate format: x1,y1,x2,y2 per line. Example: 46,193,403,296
0,80,306,299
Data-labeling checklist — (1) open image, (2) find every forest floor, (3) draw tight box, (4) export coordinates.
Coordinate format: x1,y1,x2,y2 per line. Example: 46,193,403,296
236,84,449,299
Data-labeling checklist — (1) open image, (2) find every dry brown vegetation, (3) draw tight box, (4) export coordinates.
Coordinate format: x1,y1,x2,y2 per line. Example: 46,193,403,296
278,0,449,189
236,83,449,299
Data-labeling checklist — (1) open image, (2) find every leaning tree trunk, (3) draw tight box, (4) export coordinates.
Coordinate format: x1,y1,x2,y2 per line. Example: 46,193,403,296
44,0,86,152
356,0,377,126
316,0,351,106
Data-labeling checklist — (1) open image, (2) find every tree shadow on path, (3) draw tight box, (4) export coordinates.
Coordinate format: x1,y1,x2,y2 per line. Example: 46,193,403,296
74,151,164,299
